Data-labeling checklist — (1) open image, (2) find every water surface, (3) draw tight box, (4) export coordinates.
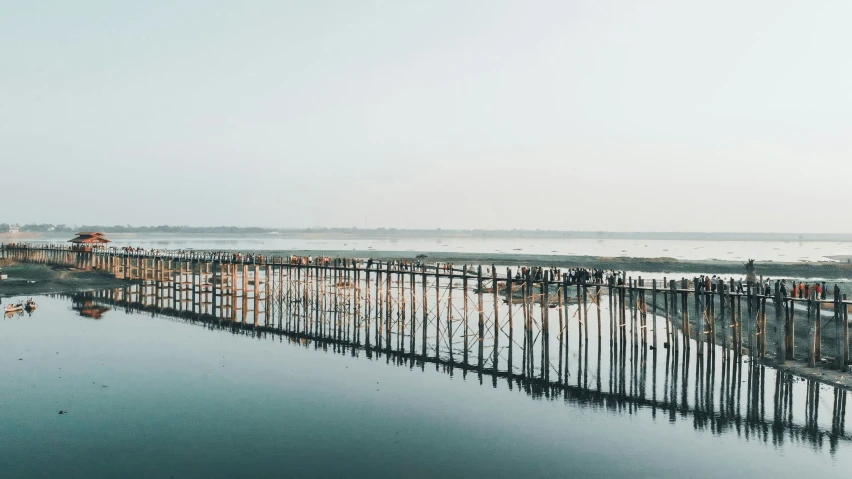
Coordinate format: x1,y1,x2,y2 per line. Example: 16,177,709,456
26,234,852,262
1,295,850,478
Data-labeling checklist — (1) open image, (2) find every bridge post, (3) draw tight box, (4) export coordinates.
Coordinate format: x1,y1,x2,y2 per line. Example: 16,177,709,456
815,293,821,363
543,271,550,381
409,267,415,354
364,264,371,347
695,278,704,356
375,264,382,348
808,292,816,367
834,289,843,370
775,282,784,366
492,265,499,373
578,277,585,344
844,294,849,372
506,268,512,377
431,263,437,358
448,265,454,362
253,263,260,328
786,294,794,360
523,273,530,376
762,289,769,359
681,278,689,344
463,266,469,366
719,280,727,351
708,282,715,351
477,266,484,371
557,273,564,382
664,279,671,345
734,280,740,354
584,277,590,343
421,266,427,358
638,277,645,345
652,279,657,346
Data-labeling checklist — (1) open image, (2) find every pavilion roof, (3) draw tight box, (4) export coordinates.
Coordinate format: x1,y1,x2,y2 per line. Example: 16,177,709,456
68,232,111,244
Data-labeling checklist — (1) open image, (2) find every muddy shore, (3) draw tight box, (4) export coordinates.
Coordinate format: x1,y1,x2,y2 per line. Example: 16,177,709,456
0,263,126,300
246,249,852,279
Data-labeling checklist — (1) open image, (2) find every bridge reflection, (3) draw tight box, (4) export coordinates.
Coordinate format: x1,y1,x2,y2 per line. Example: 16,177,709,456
62,288,851,454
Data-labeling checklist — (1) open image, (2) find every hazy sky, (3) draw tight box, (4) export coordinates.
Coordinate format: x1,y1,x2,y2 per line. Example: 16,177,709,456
3,1,851,232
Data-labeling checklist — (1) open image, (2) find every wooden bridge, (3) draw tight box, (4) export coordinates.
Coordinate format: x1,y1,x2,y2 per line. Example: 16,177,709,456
3,243,852,377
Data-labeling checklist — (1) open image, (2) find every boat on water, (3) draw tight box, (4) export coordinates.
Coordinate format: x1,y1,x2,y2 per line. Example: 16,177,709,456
5,303,24,313
25,299,37,311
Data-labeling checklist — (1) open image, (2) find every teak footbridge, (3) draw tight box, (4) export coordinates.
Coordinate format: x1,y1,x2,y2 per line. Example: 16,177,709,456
3,244,850,370
5,243,852,451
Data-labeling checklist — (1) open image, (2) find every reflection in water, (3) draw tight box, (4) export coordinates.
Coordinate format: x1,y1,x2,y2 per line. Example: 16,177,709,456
69,293,111,319
61,284,852,456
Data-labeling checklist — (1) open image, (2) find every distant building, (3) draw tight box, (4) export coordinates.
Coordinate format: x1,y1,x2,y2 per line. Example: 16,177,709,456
68,232,112,250
7,225,19,234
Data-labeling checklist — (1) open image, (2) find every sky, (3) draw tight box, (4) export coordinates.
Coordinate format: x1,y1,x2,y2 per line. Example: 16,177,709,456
2,1,851,232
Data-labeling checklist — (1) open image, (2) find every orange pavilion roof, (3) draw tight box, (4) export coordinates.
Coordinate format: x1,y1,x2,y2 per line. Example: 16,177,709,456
68,232,111,244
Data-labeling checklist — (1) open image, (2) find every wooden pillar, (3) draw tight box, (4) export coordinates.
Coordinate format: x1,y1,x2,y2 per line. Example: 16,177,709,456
374,264,384,348
595,283,602,342
463,266,469,365
664,279,671,344
835,288,844,371
719,280,727,351
747,282,754,357
815,294,821,362
786,295,795,361
844,294,849,372
695,278,703,355
651,279,657,346
774,282,784,366
761,291,768,359
364,266,371,345
432,264,438,357
734,280,741,354
563,275,570,378
543,272,550,381
577,279,585,342
808,291,817,367
409,268,416,354
477,266,484,370
681,279,689,340
448,266,454,362
492,266,499,371
507,269,514,373
421,267,427,357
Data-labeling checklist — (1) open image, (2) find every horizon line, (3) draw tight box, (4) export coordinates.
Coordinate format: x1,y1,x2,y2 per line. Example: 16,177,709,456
5,224,852,236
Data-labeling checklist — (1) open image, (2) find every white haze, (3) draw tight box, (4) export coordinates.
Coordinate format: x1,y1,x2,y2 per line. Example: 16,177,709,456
2,1,851,232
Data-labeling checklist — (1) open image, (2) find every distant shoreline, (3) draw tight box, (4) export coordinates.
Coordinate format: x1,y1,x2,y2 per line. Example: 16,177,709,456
8,229,852,242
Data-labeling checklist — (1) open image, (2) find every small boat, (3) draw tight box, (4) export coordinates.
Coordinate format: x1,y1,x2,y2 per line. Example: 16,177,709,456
25,299,37,311
5,303,24,313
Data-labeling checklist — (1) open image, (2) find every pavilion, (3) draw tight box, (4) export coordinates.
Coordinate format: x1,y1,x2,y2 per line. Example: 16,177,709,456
68,232,112,250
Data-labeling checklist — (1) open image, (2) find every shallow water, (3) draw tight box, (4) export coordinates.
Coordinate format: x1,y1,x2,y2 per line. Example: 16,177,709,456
26,234,852,262
1,294,851,478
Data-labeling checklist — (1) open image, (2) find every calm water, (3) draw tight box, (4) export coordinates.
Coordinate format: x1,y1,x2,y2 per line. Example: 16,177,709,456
1,295,851,478
28,234,852,262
